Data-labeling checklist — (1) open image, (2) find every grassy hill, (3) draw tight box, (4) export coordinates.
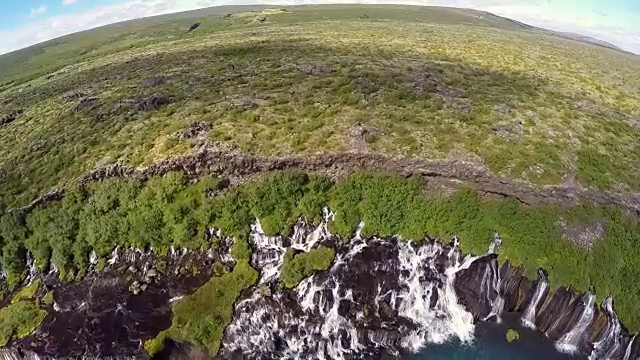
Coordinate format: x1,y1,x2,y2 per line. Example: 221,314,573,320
0,5,638,208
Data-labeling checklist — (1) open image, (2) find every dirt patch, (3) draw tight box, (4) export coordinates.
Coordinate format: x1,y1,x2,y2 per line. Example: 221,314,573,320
557,219,605,250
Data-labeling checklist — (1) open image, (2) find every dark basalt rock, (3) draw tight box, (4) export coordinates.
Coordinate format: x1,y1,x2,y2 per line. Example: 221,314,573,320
14,247,229,359
187,23,201,33
536,286,577,335
454,254,500,319
134,95,171,111
62,91,89,103
0,109,23,125
514,268,546,314
501,263,529,312
6,145,640,221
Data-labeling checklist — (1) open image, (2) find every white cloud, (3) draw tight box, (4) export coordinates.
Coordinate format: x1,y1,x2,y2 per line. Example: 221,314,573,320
1,0,638,55
62,0,79,5
28,5,47,18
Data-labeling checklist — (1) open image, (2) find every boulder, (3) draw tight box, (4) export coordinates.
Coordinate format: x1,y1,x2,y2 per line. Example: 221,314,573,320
299,64,333,75
0,109,23,125
134,95,171,111
187,23,201,33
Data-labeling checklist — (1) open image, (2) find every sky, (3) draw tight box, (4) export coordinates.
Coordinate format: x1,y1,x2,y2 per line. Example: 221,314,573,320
0,0,638,55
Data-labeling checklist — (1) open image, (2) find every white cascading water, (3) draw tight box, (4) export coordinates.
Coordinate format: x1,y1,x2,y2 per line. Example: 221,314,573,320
25,252,38,284
623,334,637,360
250,208,333,284
520,269,549,329
0,350,41,360
221,214,481,359
480,258,505,323
589,297,624,360
88,250,98,266
480,232,504,323
555,291,597,354
249,220,287,283
487,231,501,254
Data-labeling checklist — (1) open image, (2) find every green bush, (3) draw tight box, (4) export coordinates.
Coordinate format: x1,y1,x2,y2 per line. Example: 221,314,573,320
147,260,258,355
12,279,41,303
280,246,336,288
0,301,47,347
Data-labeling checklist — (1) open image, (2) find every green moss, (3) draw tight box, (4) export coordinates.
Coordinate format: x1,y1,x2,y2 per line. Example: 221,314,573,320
12,279,41,303
96,258,107,272
0,301,47,347
506,328,519,342
280,246,336,288
144,330,168,356
148,260,258,356
42,291,54,306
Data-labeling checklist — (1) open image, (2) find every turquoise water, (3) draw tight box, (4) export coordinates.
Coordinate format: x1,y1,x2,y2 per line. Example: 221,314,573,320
406,315,585,360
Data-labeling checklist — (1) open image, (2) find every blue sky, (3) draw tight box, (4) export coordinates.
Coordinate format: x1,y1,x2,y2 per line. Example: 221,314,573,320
0,0,638,54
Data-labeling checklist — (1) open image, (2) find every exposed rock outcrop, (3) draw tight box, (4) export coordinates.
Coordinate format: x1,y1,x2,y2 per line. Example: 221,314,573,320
11,148,640,222
134,95,171,112
0,109,23,126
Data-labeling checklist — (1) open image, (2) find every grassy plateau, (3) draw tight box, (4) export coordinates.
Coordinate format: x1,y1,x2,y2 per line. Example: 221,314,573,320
0,5,638,208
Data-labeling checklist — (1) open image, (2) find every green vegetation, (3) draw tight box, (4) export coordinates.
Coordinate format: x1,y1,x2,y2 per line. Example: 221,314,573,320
2,170,639,337
0,5,638,209
41,291,54,306
12,279,41,303
146,260,258,356
506,328,520,342
280,246,335,288
0,300,47,347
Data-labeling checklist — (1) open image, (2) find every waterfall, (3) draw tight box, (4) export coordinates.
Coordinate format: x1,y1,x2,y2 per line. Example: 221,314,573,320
221,220,481,359
487,231,501,254
623,334,637,360
25,252,38,284
249,220,287,283
89,250,98,265
0,349,41,360
480,257,504,323
555,289,596,354
589,297,625,360
478,232,504,323
520,268,549,329
107,246,119,265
